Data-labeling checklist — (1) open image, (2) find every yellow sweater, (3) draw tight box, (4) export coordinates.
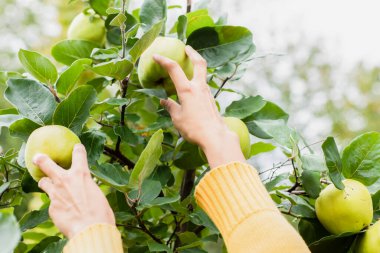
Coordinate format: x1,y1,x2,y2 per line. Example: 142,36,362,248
63,162,310,253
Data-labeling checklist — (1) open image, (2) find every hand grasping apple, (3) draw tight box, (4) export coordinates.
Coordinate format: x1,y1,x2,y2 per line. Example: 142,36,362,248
153,46,246,168
34,144,115,238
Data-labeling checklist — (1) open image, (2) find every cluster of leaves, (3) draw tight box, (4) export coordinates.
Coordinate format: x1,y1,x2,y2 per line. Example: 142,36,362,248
1,0,380,253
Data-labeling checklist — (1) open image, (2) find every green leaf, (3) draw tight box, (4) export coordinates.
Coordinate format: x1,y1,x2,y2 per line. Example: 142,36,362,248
18,49,58,85
0,182,10,196
29,236,61,253
89,0,111,16
140,0,167,31
129,179,162,205
147,241,172,252
91,47,119,60
244,101,290,142
301,170,321,198
185,9,215,37
105,12,138,45
342,132,380,185
176,15,187,41
322,137,345,190
250,142,276,157
187,26,254,68
22,171,43,193
56,58,92,95
51,40,99,66
277,191,316,218
9,118,41,141
189,209,218,234
225,95,266,119
298,218,329,245
0,71,24,86
91,163,130,192
133,88,168,99
80,130,106,165
308,232,359,253
91,98,128,115
174,141,205,169
19,208,49,232
129,20,164,62
129,129,163,188
253,120,298,149
41,238,67,253
246,101,289,121
92,59,133,80
53,85,97,135
0,114,22,128
171,9,215,38
301,154,327,172
5,79,56,125
109,13,127,27
0,213,20,253
265,173,289,192
114,125,142,147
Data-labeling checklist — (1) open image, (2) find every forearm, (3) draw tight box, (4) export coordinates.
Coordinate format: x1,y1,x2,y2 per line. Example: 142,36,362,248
63,224,123,253
195,162,310,253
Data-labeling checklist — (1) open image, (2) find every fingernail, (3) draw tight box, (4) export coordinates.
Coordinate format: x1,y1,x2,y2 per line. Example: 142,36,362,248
33,153,44,165
153,54,161,60
74,143,82,150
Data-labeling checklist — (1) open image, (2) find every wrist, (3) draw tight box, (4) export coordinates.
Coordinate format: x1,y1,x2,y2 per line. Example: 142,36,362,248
200,128,246,169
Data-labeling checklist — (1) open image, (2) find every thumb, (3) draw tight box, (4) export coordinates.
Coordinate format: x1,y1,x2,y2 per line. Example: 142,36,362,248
160,98,180,117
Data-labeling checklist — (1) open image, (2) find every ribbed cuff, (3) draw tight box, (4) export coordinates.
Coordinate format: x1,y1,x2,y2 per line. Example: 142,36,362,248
63,224,123,253
194,162,278,237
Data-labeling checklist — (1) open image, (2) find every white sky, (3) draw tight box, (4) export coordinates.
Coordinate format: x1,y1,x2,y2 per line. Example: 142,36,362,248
211,0,380,67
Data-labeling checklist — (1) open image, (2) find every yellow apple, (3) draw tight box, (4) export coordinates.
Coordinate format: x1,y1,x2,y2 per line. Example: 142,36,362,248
315,179,373,235
25,125,81,181
356,220,380,253
138,37,193,95
67,12,106,45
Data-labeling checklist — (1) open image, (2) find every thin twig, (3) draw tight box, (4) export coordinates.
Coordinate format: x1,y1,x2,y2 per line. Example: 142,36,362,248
103,146,134,168
213,64,239,98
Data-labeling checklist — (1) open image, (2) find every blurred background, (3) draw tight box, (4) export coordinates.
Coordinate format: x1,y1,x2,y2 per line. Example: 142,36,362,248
1,1,379,251
1,0,380,166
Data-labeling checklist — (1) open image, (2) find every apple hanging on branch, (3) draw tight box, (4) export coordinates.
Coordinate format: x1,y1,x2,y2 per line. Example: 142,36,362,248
315,179,373,235
138,37,194,95
67,10,106,46
24,125,81,181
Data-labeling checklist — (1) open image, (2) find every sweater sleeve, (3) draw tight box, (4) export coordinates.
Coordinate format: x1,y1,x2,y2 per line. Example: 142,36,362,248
63,223,123,253
194,162,310,253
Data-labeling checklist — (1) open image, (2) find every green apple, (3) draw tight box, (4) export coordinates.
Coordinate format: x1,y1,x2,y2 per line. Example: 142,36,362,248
315,179,373,235
25,125,81,181
67,11,106,45
199,117,251,161
223,117,251,158
356,220,380,253
138,37,193,95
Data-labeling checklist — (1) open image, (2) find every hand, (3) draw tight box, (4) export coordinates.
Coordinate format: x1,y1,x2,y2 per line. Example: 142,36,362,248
153,46,245,168
34,144,115,239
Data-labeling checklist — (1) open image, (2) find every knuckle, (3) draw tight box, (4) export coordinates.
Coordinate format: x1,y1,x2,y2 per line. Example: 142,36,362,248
196,58,207,66
75,145,86,155
78,169,91,177
165,60,178,70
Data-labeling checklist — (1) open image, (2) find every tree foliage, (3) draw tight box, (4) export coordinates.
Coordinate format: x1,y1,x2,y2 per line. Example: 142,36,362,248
0,0,380,252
